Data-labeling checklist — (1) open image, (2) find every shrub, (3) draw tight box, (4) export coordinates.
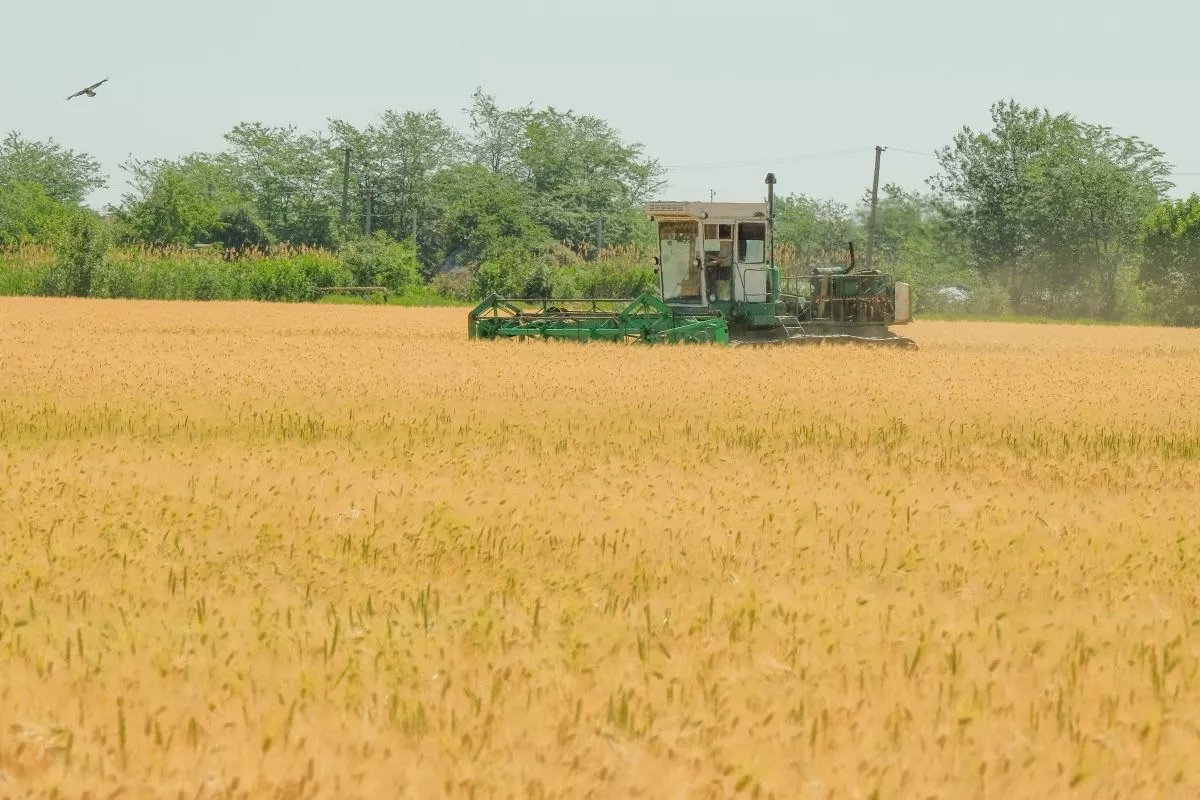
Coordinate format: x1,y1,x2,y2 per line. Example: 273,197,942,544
339,233,420,292
38,212,109,297
430,269,470,302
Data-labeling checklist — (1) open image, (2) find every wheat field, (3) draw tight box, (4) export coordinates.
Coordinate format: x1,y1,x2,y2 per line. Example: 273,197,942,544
2,298,1200,799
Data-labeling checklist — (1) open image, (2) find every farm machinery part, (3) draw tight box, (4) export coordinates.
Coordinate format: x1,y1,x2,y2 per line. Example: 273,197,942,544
468,294,729,344
467,173,916,349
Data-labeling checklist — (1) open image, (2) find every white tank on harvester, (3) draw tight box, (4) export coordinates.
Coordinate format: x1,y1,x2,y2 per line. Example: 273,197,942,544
468,173,916,348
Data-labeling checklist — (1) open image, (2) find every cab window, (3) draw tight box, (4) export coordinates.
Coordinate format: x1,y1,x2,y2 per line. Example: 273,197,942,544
738,222,766,263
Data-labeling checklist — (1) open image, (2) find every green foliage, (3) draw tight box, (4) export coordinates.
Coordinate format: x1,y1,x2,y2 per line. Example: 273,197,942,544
519,104,665,246
430,269,470,302
428,164,552,271
216,207,273,250
774,194,858,271
115,164,223,246
10,94,1198,326
0,180,74,246
0,132,106,205
316,284,466,307
329,110,465,249
470,242,546,299
38,212,110,297
1141,195,1200,325
104,90,666,298
551,259,657,299
222,123,340,246
338,232,421,292
931,99,1170,318
853,185,991,313
243,252,348,301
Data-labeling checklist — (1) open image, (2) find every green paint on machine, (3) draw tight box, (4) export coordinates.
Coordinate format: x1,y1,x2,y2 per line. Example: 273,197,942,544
468,173,917,349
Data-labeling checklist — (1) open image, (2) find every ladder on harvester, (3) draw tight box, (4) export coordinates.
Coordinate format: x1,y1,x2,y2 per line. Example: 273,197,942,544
776,315,805,339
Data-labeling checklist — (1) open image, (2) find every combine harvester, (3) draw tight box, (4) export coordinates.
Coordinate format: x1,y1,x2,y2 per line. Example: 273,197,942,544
468,173,916,348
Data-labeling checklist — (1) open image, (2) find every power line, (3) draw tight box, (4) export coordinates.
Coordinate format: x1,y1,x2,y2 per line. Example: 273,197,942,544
662,148,869,171
883,146,937,158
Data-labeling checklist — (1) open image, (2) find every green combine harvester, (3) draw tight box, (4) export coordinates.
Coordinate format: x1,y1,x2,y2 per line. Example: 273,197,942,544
468,173,916,348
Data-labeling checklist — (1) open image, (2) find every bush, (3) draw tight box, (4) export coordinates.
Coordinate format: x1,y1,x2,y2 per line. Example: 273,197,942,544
246,253,350,302
470,244,541,299
552,258,657,299
38,212,109,297
339,233,420,292
430,269,470,301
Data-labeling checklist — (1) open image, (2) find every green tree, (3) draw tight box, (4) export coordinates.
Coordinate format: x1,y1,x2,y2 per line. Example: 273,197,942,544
223,123,341,246
774,194,857,272
0,132,106,205
339,232,421,292
38,211,110,297
329,110,465,248
465,88,533,179
518,106,665,248
1142,195,1200,325
114,153,276,250
0,180,74,245
427,164,552,272
855,185,988,312
931,99,1169,317
115,163,223,246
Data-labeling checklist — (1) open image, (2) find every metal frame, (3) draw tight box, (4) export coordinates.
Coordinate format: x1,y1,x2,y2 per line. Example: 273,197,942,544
468,293,730,344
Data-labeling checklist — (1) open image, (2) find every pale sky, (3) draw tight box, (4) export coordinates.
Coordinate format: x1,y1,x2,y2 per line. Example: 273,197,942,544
7,0,1200,211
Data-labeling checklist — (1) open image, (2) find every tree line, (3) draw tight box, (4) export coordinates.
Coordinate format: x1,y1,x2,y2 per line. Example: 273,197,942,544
5,94,1200,323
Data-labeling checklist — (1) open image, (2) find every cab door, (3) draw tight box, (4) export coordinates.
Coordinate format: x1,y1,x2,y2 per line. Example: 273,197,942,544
734,221,769,303
658,220,705,306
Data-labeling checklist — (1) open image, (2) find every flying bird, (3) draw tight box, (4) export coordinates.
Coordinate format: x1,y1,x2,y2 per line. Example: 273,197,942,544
66,78,108,101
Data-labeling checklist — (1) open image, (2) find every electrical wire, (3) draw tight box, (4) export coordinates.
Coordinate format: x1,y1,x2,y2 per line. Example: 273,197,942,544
883,146,937,158
662,148,869,171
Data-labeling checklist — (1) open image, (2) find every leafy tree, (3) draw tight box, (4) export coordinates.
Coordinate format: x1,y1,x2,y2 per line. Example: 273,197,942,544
465,88,532,179
1031,122,1166,317
114,152,277,250
329,110,465,247
215,207,273,251
38,211,109,297
115,164,223,246
1142,195,1200,325
0,180,73,245
930,99,1170,317
518,106,665,247
854,185,990,312
0,132,106,205
469,240,549,299
427,164,552,272
223,123,341,246
339,232,421,292
774,194,857,272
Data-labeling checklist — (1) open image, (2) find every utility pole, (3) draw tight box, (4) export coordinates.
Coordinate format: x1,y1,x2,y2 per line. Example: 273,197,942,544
866,145,886,270
411,211,417,241
364,188,373,237
340,148,351,228
765,172,776,266
597,215,604,253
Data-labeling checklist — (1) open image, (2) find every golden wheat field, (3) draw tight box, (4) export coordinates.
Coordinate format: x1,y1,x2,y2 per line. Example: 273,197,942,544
3,298,1200,799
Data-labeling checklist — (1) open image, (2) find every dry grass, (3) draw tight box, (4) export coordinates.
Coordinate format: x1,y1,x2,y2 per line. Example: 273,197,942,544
2,298,1200,799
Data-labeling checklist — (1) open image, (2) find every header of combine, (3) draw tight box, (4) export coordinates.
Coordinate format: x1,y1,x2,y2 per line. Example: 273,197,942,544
469,173,915,348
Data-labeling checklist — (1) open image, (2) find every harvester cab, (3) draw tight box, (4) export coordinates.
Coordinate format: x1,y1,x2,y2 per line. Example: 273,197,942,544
467,173,916,348
647,200,776,326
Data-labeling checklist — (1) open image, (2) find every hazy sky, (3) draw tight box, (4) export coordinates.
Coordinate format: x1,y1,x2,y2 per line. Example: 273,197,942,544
7,0,1200,211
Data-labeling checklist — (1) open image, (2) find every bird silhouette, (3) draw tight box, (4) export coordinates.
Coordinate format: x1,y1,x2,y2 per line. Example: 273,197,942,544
66,78,108,101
